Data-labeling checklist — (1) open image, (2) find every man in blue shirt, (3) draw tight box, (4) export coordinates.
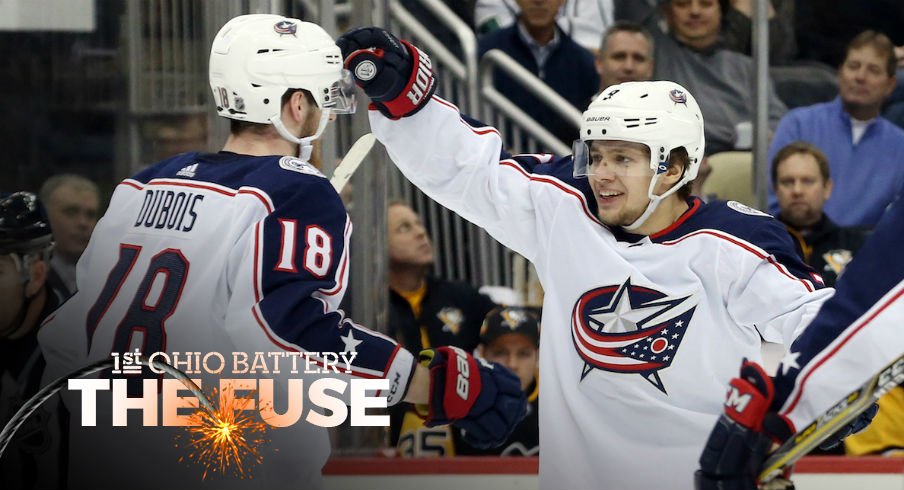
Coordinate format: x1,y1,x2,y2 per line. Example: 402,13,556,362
768,30,904,228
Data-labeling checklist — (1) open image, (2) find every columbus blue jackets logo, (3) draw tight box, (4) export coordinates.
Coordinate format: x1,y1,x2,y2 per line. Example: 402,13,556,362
669,89,687,105
572,278,697,394
273,20,297,36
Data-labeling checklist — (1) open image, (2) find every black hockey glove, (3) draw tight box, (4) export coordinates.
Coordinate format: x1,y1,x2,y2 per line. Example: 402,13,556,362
336,27,436,119
695,360,880,490
416,346,527,449
695,360,794,490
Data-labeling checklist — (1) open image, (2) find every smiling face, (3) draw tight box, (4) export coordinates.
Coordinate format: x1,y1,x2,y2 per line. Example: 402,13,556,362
587,140,657,226
665,0,722,51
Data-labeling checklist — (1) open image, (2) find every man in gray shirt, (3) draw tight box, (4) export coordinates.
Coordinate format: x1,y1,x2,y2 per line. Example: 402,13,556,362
653,0,786,154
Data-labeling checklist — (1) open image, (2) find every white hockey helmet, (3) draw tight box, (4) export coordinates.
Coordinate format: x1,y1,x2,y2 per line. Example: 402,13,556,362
209,14,355,156
573,80,705,230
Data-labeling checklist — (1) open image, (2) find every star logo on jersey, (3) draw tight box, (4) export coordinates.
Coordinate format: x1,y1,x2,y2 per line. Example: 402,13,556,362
341,330,363,353
571,278,697,394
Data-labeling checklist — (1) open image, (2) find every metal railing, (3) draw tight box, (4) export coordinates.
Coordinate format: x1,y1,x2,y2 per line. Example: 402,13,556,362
386,0,584,293
477,48,581,155
388,0,502,287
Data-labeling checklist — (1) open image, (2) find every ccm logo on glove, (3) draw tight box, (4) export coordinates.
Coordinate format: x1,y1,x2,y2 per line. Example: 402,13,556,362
725,387,753,412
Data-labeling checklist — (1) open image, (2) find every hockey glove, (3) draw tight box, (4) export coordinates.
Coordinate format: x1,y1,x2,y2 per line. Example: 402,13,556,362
695,360,794,490
417,346,527,449
336,26,436,119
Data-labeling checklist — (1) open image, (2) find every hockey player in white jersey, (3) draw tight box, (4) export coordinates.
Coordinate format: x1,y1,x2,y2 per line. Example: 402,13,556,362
696,193,904,490
338,27,837,490
36,15,525,489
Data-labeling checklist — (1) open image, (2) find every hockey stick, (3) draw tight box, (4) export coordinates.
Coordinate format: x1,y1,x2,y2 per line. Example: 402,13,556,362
330,132,376,192
759,353,904,483
0,355,213,460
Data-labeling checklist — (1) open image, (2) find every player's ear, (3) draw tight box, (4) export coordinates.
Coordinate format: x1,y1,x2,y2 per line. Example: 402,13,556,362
287,90,308,124
24,259,48,299
662,153,686,187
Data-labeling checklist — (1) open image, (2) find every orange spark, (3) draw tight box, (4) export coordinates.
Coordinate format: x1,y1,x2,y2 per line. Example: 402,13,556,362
176,385,269,480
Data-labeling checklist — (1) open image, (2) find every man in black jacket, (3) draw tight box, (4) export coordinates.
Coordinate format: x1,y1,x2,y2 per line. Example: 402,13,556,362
772,141,869,287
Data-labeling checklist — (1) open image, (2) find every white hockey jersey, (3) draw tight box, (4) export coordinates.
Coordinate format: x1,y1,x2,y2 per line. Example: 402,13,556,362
773,193,904,432
371,96,833,490
38,151,414,489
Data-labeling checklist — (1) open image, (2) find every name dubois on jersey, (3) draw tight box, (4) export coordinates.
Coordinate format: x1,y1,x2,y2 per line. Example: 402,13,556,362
134,189,204,232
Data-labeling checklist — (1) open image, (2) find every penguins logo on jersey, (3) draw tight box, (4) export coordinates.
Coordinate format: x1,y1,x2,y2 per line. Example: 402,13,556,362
437,307,464,335
571,278,697,394
823,249,854,275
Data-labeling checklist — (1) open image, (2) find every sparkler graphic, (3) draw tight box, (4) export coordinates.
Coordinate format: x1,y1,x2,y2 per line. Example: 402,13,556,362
176,384,270,480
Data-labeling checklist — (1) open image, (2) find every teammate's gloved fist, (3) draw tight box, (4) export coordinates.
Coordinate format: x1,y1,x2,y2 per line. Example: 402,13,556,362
695,360,794,490
336,27,436,119
416,346,527,449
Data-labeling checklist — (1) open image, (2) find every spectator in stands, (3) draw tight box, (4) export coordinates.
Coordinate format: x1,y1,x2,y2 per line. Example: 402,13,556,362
844,387,904,456
387,201,497,456
596,21,654,92
767,31,904,228
478,0,599,146
653,0,786,154
39,174,101,295
475,0,615,55
721,0,796,65
456,305,540,456
772,142,868,287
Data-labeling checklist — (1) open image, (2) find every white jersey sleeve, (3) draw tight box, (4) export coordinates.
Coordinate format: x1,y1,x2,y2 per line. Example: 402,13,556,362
372,96,559,263
773,195,904,430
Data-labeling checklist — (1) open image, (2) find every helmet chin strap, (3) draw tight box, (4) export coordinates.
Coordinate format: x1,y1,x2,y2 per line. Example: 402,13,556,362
622,169,686,232
268,108,332,163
